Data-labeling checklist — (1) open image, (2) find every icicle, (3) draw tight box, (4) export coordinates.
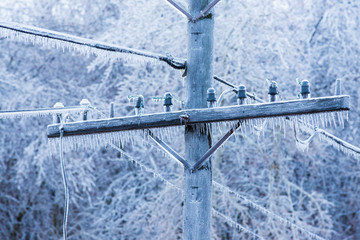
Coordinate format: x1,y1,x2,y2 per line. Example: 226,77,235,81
48,130,140,153
316,129,360,159
49,125,185,154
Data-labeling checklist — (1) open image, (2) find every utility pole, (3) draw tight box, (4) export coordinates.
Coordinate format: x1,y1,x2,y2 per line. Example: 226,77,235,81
184,0,214,239
0,8,355,240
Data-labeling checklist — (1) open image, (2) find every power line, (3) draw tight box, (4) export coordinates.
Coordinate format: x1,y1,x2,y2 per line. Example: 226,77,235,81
0,22,186,69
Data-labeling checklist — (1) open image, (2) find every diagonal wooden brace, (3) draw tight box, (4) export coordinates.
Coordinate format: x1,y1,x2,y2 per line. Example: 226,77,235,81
148,120,241,172
146,129,191,169
166,0,194,21
191,121,241,172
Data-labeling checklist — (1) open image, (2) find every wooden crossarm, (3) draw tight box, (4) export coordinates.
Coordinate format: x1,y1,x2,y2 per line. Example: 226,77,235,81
47,95,350,138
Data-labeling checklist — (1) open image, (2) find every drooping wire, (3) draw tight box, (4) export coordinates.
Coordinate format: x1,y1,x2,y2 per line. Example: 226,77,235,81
59,127,69,240
293,123,318,151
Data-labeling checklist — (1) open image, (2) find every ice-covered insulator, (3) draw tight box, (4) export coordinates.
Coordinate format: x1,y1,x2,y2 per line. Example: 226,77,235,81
164,92,173,112
80,99,91,120
109,102,115,118
135,95,144,115
53,102,64,123
301,80,310,99
268,81,278,102
207,88,216,108
237,85,246,105
80,99,91,107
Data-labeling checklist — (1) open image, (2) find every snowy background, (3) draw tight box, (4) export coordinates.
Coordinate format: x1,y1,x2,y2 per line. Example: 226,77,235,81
0,0,360,239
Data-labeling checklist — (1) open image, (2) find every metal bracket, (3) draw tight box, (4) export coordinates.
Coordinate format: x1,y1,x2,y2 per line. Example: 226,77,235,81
167,0,221,22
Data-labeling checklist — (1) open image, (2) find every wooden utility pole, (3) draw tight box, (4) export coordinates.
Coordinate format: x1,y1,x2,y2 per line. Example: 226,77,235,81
184,0,214,239
0,9,354,240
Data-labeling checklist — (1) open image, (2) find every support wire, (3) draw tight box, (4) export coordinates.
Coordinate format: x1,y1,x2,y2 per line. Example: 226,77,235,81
59,127,69,240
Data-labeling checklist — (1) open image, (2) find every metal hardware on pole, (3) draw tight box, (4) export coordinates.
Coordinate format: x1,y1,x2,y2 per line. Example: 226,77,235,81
53,102,64,124
301,80,310,99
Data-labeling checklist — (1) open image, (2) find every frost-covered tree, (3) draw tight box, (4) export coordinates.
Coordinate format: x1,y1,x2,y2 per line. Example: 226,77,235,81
0,0,359,239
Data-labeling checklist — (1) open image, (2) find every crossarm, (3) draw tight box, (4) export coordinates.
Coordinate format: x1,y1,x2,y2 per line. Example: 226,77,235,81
47,95,350,138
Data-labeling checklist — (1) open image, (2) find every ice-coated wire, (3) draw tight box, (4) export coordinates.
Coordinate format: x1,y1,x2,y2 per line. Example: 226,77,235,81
59,128,69,240
217,88,234,105
316,128,360,157
293,123,318,151
0,22,186,69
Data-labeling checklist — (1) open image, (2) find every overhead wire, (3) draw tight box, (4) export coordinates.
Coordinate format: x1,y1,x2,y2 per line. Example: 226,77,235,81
0,22,186,69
